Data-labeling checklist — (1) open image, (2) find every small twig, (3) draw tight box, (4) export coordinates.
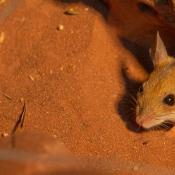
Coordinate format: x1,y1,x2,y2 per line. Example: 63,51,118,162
1,92,12,101
11,102,26,147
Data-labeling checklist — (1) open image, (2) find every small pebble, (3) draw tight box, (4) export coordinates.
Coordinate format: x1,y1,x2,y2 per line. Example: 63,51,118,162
84,8,89,11
53,134,57,138
133,165,139,171
142,141,149,145
57,24,64,31
20,97,24,103
1,132,8,137
0,32,5,44
50,70,53,75
64,8,79,15
28,75,34,81
70,30,74,34
21,17,26,23
60,66,64,71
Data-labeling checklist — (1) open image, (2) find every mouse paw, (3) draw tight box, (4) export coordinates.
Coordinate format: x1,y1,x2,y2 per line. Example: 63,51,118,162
165,127,175,138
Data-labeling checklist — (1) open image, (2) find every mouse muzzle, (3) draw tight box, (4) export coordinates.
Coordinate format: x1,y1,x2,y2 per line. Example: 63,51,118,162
136,114,163,129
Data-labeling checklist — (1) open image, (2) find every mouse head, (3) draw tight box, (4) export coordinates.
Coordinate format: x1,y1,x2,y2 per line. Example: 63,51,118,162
136,32,175,129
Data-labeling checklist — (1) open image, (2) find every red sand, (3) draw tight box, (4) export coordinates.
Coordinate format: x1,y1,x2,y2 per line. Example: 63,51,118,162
0,0,175,174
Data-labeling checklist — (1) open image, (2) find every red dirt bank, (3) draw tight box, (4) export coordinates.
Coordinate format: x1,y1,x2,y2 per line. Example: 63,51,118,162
0,0,175,174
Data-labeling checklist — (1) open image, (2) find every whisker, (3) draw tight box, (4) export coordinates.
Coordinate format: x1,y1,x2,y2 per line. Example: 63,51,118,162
129,95,138,105
159,112,175,118
152,112,175,122
122,99,136,107
124,92,138,105
157,125,162,130
123,97,137,107
163,121,173,125
151,127,157,131
152,125,161,131
129,107,136,112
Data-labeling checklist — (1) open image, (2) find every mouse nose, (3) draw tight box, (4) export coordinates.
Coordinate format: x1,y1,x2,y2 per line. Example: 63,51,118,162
136,114,156,129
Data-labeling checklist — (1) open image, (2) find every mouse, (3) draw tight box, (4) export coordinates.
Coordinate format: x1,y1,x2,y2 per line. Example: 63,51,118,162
136,31,175,130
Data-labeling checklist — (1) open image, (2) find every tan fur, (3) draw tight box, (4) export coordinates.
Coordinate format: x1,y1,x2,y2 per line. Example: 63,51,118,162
136,32,175,129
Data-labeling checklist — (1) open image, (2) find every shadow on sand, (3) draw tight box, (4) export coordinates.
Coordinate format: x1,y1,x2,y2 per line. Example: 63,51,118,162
117,36,153,132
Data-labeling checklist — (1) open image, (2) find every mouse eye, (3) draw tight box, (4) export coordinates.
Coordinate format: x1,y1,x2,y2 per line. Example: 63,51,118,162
163,94,175,106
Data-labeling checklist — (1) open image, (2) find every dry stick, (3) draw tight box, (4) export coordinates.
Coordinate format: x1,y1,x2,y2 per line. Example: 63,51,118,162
3,93,12,101
11,102,26,148
0,92,12,101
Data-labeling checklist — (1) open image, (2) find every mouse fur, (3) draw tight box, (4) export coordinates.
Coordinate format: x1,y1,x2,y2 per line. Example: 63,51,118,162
136,32,175,129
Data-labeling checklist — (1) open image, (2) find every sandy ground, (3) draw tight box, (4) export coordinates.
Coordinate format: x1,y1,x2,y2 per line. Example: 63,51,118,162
0,0,175,174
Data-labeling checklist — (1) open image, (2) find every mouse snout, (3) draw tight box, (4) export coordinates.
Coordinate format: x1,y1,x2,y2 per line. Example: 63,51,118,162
136,115,155,129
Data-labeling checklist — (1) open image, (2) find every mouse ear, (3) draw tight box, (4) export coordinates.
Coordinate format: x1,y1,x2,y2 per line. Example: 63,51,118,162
149,32,172,67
